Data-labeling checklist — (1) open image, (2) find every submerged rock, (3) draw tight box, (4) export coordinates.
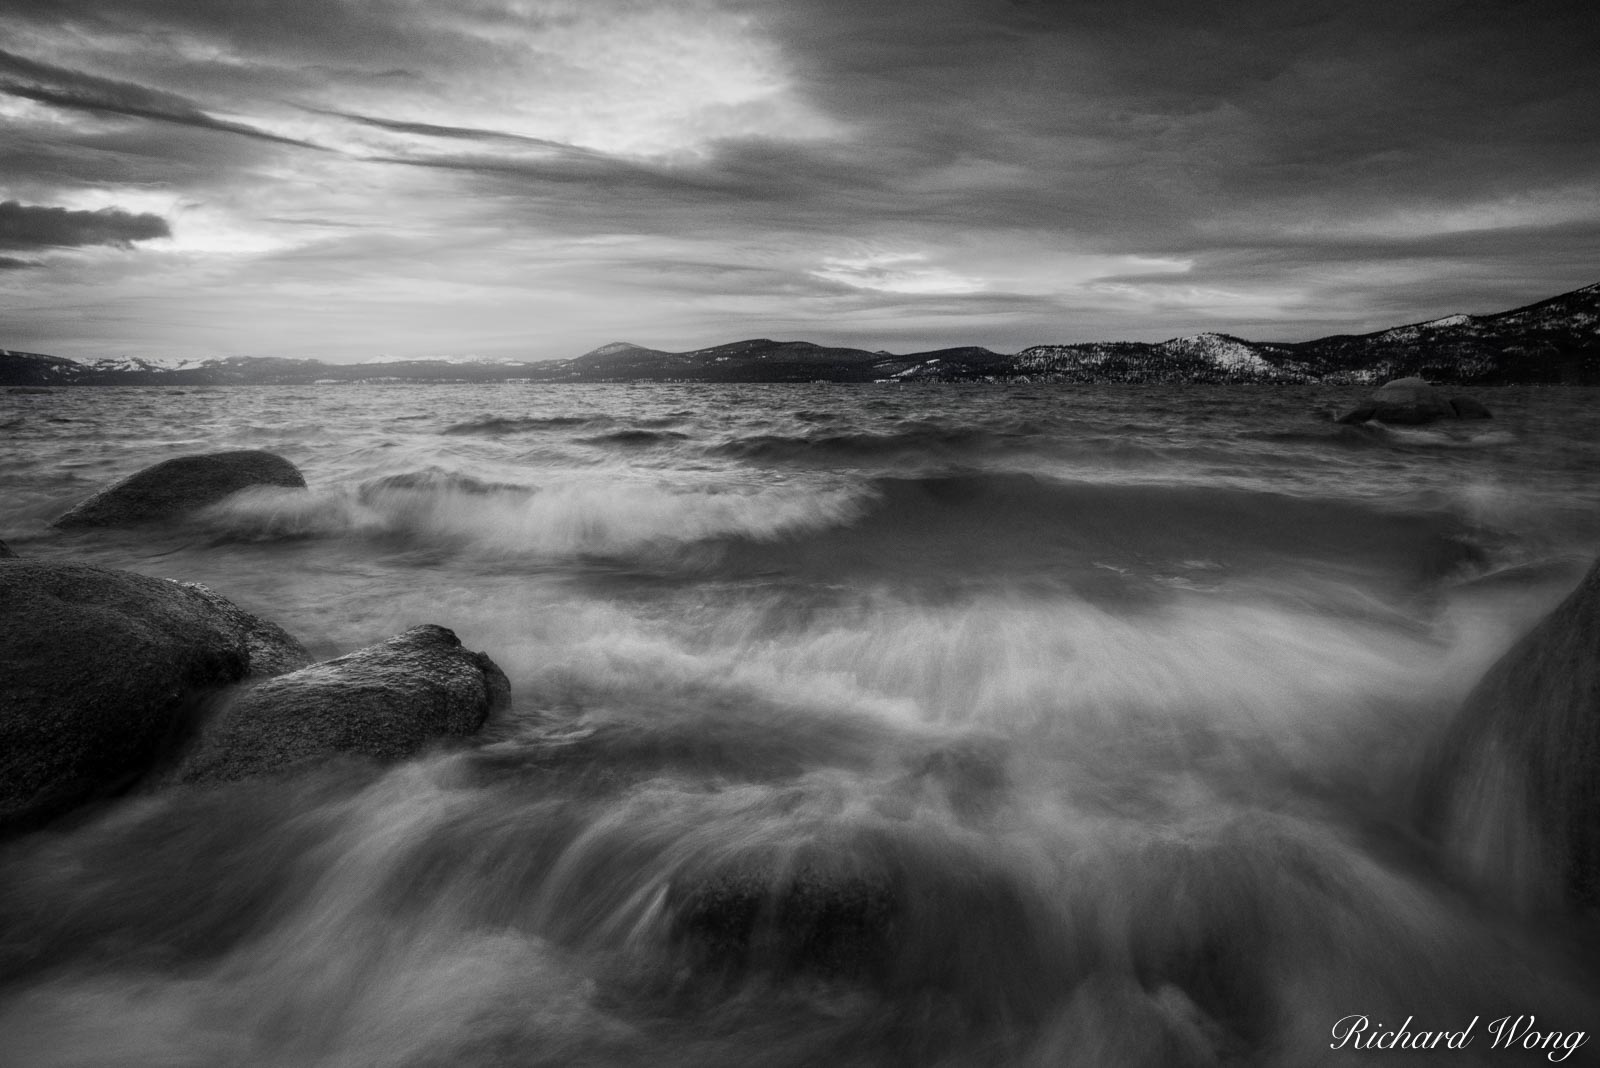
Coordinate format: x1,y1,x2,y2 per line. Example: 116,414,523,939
664,830,1068,1023
670,864,899,982
52,450,306,529
1336,377,1490,425
1419,556,1600,912
0,562,310,835
175,624,510,785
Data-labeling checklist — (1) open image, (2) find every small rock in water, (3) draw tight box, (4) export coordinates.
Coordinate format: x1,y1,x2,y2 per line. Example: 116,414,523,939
0,539,15,558
0,562,310,835
1419,555,1600,912
174,624,510,785
1336,377,1490,425
52,449,307,529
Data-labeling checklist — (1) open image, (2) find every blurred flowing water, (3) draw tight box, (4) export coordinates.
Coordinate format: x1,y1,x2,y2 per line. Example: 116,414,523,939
2,383,1599,1066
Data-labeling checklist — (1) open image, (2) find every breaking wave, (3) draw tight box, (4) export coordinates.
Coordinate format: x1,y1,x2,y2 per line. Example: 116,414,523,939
195,469,866,558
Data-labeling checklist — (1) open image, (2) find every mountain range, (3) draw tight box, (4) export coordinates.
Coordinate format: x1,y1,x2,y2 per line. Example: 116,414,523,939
5,281,1598,387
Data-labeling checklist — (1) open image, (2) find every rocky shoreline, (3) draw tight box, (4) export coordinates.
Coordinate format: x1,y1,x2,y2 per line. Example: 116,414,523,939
1,450,510,837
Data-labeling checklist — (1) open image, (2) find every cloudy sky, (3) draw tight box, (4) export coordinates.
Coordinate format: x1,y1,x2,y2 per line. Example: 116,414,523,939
1,0,1596,362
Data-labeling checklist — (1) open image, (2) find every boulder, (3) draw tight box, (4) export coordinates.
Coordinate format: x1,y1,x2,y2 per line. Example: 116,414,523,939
1418,556,1600,912
174,624,510,785
1336,377,1490,425
53,450,306,529
0,540,14,558
0,562,311,835
177,581,312,677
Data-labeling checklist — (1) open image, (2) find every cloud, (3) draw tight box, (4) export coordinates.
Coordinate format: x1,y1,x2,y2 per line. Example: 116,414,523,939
0,0,1596,358
0,255,41,269
309,108,581,149
0,200,170,250
811,251,985,295
0,49,323,149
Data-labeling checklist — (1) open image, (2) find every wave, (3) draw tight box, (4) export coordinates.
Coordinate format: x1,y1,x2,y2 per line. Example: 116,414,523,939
708,421,1041,463
196,469,866,557
358,468,531,498
443,415,613,436
192,468,1497,597
1373,424,1518,448
3,573,1589,1065
701,472,1492,597
1236,426,1395,449
577,429,690,448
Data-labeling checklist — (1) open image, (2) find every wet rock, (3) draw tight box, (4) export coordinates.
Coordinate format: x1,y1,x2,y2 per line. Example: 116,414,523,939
665,830,1070,1022
1336,377,1489,425
52,450,306,529
0,562,311,835
176,581,312,677
175,624,510,785
1419,556,1600,911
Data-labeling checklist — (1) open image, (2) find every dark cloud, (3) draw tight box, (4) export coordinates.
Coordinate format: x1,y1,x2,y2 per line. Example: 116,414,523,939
0,49,324,149
0,200,170,250
758,0,1600,233
329,0,1600,265
313,108,580,150
0,0,432,66
0,124,297,204
370,136,964,239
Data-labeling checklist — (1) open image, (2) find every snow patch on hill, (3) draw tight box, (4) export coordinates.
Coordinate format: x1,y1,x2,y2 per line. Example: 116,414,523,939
360,354,532,366
580,342,643,359
84,356,209,373
1379,314,1475,343
1157,333,1274,374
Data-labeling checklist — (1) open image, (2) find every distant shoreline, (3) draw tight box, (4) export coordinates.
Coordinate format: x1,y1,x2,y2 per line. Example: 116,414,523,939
5,280,1598,387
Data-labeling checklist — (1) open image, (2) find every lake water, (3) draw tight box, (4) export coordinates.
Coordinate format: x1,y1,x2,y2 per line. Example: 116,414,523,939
2,383,1599,1065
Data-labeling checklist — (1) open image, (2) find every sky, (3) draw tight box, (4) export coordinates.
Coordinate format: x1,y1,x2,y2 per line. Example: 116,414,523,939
1,0,1596,362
